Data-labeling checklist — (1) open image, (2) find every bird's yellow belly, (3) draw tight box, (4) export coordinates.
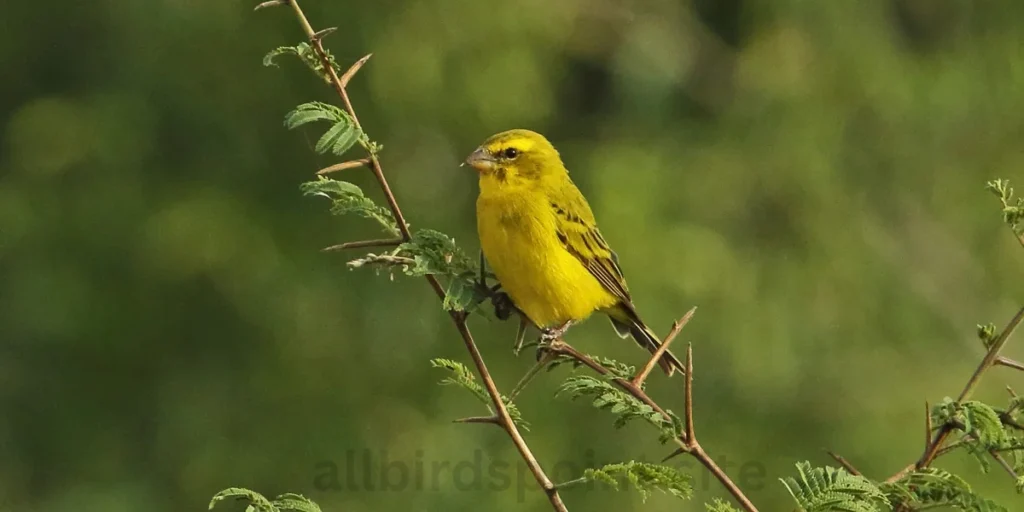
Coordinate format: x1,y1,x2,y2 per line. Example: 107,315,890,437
477,194,616,328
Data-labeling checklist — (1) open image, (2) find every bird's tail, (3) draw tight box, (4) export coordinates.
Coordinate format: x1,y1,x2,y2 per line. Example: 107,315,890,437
608,309,684,376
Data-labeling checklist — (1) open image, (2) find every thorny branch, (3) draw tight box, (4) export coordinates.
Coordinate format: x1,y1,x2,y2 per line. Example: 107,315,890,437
546,330,760,512
260,1,567,509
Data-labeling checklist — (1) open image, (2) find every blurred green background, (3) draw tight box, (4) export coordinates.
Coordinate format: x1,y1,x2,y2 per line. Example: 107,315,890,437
2,0,1024,510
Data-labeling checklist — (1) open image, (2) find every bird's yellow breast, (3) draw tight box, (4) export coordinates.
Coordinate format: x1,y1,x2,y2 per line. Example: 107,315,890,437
476,187,617,328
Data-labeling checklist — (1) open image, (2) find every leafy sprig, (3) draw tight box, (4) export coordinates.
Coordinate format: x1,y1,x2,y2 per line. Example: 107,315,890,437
301,177,399,235
986,179,1024,236
285,102,366,157
575,461,692,502
264,43,341,83
431,358,527,430
556,374,682,443
209,488,321,512
780,462,889,512
882,467,1006,511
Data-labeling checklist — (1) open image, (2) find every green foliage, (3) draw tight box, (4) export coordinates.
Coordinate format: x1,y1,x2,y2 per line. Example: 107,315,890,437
938,394,1024,478
705,498,743,512
284,102,365,157
780,462,890,512
933,398,1021,468
303,177,491,313
430,358,527,430
396,230,476,278
395,230,487,312
986,179,1024,236
209,488,321,512
263,43,340,83
976,322,998,348
545,354,637,381
556,374,682,443
882,467,1006,511
581,461,692,502
301,177,400,235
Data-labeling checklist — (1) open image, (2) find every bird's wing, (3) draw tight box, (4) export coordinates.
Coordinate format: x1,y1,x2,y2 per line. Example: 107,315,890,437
549,181,633,306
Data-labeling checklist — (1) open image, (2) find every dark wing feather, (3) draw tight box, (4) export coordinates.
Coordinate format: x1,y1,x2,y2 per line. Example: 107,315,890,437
550,198,633,307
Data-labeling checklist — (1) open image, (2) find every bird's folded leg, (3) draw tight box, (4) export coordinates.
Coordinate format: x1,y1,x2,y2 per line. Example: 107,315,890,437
512,316,530,355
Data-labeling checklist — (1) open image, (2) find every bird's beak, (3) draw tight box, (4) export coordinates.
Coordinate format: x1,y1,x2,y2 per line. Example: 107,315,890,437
464,147,496,173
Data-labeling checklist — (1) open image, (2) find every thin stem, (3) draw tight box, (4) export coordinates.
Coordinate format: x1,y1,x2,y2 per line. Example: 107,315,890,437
451,315,567,510
632,307,695,387
957,306,1024,402
989,450,1019,481
924,401,932,454
509,351,555,402
827,451,862,476
286,0,413,241
683,344,695,442
275,2,567,509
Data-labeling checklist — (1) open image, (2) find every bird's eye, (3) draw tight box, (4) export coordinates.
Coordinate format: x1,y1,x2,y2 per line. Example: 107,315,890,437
502,147,519,159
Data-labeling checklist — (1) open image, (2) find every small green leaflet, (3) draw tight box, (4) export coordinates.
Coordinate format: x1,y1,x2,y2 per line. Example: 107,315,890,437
284,102,365,157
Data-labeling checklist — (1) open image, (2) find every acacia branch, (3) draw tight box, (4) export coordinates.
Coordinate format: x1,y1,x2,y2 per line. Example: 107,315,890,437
885,306,1024,484
264,2,567,509
547,330,760,512
915,306,1024,470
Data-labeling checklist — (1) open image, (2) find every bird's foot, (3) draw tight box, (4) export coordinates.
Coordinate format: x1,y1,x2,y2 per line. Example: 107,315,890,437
539,320,574,345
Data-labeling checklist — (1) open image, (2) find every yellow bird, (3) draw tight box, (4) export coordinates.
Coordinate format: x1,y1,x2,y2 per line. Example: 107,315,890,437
465,129,682,375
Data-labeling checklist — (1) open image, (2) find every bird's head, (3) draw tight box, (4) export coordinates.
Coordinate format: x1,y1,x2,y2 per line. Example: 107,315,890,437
464,129,566,190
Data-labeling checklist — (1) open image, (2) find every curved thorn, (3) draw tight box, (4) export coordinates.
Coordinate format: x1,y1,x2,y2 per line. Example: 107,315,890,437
339,54,372,88
312,27,337,41
254,0,287,11
661,447,688,462
317,158,371,175
453,416,500,425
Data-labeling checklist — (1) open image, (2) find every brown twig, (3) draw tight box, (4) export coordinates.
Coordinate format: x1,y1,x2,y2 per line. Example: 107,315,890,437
924,401,933,453
989,450,1020,481
826,451,862,476
547,333,759,512
995,355,1024,372
632,307,695,387
267,2,567,509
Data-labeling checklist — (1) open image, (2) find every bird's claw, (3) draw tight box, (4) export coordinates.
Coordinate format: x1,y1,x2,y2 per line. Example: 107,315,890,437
539,320,573,343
